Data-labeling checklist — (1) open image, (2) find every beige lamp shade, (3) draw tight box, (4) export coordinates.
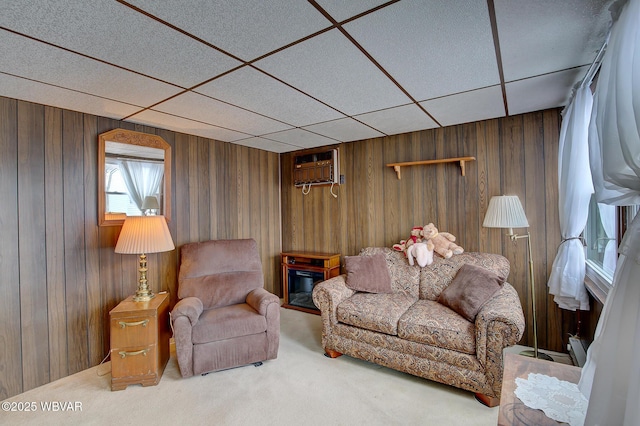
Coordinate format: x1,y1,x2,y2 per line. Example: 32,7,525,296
482,195,529,230
141,195,160,211
115,215,175,255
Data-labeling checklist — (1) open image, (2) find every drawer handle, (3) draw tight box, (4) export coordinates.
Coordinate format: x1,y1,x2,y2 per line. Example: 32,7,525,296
118,349,149,359
118,319,149,328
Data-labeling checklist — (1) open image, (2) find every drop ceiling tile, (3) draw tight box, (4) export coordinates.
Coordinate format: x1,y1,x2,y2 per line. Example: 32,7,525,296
127,0,329,61
255,28,410,115
494,0,613,81
154,92,293,136
0,30,181,107
303,117,384,142
420,86,505,127
354,104,439,136
505,67,587,116
344,0,500,101
315,0,393,22
261,128,338,150
0,72,141,119
195,67,344,127
232,137,300,153
128,109,251,142
1,1,241,87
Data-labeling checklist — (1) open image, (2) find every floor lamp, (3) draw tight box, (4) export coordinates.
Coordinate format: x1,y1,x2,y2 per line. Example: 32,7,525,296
483,195,553,361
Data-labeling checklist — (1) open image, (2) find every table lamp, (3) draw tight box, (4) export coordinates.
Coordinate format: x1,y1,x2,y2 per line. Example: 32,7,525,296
482,195,553,361
141,196,160,216
115,215,175,302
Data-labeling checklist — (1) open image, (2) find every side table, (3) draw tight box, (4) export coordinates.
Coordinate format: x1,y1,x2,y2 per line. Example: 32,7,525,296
109,292,170,391
498,352,582,425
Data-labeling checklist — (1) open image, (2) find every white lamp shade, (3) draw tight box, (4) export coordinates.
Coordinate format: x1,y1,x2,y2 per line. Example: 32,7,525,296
115,215,175,254
141,195,160,210
482,195,530,229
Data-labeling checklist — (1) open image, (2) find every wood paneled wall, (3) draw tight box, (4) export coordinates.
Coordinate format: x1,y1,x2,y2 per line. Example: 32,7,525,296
281,109,576,354
0,97,281,399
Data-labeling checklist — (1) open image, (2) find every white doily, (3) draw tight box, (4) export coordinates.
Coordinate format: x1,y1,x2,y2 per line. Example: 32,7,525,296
514,373,587,426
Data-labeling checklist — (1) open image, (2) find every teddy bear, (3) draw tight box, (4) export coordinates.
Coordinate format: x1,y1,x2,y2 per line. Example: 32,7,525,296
421,223,464,259
393,226,424,256
406,240,435,267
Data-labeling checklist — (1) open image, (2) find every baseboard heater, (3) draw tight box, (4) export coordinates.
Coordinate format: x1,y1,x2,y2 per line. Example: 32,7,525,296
568,336,588,367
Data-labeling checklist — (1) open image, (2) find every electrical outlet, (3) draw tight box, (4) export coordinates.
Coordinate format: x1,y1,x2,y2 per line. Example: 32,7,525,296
340,174,345,184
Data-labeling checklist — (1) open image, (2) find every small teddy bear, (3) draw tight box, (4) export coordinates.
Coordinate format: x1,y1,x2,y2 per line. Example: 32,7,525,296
393,226,424,256
421,223,464,259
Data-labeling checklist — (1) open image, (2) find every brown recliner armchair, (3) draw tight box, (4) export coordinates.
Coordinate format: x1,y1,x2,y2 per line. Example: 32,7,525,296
171,239,280,377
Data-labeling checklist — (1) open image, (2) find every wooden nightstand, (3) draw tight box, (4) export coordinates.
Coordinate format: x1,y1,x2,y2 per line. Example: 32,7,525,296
109,292,170,391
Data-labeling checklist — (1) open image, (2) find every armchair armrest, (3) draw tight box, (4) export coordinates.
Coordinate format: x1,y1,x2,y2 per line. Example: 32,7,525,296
312,274,355,325
171,297,204,326
246,287,280,316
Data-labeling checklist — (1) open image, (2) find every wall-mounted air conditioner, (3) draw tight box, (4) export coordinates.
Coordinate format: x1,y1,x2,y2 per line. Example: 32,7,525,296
293,148,339,187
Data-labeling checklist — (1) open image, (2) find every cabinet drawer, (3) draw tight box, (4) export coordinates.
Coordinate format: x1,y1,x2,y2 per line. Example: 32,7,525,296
111,344,157,378
110,316,156,347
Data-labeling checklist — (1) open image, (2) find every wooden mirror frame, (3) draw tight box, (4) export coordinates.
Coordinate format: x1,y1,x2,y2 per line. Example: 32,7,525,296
98,128,172,227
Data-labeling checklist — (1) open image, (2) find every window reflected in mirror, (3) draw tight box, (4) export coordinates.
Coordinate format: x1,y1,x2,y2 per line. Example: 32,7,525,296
98,129,171,226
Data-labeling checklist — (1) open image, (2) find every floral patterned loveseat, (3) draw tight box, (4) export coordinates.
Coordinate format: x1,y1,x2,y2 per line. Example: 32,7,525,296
312,247,525,406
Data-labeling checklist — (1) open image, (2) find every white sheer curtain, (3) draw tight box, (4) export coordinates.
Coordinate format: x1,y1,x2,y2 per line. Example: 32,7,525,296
118,160,164,212
547,86,594,311
579,0,640,424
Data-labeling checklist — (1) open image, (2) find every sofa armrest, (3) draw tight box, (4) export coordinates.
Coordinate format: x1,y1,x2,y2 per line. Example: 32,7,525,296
312,274,355,325
247,287,280,316
171,297,204,326
474,283,525,398
475,283,525,366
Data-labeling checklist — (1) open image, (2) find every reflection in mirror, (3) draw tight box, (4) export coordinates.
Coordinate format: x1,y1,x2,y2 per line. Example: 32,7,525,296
98,129,171,226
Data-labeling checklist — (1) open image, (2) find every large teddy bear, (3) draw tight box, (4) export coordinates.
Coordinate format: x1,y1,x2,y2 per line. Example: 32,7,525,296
421,223,464,259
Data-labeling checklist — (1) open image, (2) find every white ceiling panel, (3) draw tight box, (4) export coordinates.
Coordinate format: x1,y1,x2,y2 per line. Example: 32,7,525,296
262,128,338,150
315,0,392,22
153,92,293,136
232,136,300,153
303,117,385,142
195,66,344,127
0,72,141,119
1,1,614,153
495,0,613,81
355,104,439,136
0,31,181,107
344,0,500,101
421,86,506,127
506,67,588,116
129,109,252,142
255,28,411,115
1,0,241,87
127,0,329,61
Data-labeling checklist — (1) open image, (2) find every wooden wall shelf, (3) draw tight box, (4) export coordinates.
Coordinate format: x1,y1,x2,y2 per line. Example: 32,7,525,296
387,156,476,179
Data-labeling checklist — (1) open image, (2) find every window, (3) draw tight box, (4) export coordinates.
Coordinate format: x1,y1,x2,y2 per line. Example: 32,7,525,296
584,195,639,295
105,158,143,216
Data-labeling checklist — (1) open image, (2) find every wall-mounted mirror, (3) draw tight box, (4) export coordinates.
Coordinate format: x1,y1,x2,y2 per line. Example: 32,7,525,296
98,128,171,226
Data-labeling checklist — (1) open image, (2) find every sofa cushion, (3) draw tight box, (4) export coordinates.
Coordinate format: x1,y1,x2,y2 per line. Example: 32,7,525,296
192,303,267,344
359,247,420,298
437,263,504,321
420,252,510,301
398,300,476,355
344,254,392,293
337,292,416,335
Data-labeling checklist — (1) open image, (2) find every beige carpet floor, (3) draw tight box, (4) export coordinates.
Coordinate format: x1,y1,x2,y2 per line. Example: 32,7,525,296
1,307,502,426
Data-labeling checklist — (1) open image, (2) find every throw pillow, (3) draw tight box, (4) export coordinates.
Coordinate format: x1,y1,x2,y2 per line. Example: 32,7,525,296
344,254,393,294
437,263,505,322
